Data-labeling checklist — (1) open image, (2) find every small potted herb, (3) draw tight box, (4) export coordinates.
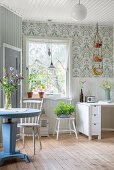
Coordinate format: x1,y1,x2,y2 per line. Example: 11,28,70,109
54,101,75,118
27,86,35,98
27,74,35,98
38,84,46,98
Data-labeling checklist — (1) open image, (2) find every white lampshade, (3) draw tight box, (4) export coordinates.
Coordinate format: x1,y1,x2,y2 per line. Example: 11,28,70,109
72,3,87,21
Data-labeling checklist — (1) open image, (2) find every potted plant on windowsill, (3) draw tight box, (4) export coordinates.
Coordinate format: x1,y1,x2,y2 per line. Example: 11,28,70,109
54,101,75,118
27,86,35,98
38,84,46,98
27,74,35,98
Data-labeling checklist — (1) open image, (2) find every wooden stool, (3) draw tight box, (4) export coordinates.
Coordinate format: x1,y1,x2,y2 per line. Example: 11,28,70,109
53,117,78,140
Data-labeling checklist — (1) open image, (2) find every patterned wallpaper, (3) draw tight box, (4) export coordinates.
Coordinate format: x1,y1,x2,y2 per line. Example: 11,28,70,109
22,22,113,77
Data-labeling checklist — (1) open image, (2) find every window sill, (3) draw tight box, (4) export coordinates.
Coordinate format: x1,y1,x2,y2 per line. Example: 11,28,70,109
23,97,72,101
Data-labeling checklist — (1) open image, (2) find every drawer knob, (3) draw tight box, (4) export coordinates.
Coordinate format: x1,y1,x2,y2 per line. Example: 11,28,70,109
94,123,96,125
94,114,96,116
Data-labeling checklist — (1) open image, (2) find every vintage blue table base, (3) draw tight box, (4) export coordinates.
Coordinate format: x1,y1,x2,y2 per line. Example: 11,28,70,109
0,121,30,166
0,151,30,166
0,109,41,166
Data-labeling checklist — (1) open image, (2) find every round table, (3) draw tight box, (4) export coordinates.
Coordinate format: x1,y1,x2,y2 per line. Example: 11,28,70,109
0,108,41,166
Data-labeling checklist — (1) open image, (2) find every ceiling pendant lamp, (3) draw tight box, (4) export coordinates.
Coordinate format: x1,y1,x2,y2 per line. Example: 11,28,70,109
71,0,87,21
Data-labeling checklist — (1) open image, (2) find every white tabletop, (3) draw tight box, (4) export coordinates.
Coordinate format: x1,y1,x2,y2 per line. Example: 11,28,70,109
77,102,114,106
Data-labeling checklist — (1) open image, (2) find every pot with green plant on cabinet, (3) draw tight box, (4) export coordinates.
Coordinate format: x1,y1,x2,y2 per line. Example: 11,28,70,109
38,84,46,98
54,101,75,118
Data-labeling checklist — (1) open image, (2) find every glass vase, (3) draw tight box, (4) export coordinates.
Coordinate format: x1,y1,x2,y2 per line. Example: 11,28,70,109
105,89,110,101
4,91,12,110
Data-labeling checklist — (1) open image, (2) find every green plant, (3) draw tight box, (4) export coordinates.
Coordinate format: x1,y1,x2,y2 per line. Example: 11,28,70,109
54,101,75,116
28,74,35,92
29,86,35,92
38,84,46,92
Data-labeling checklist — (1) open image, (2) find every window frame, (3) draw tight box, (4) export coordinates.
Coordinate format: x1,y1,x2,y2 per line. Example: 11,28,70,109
24,36,72,98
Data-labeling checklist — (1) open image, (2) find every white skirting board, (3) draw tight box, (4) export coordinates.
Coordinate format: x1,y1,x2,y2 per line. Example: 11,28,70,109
102,128,114,131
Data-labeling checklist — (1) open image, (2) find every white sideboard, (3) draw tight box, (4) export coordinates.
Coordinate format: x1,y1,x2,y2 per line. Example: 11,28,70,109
76,102,114,140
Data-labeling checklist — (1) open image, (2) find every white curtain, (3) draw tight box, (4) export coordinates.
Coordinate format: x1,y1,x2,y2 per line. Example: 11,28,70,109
27,38,69,70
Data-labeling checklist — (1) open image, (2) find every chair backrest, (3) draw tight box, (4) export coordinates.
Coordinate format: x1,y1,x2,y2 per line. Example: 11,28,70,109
61,99,72,105
23,100,43,110
20,99,43,124
65,99,72,105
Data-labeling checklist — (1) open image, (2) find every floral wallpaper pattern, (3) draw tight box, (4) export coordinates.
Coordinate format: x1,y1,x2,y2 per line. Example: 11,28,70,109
22,22,113,77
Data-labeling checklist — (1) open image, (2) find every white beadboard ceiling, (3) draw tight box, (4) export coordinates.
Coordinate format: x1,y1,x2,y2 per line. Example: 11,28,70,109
0,0,114,26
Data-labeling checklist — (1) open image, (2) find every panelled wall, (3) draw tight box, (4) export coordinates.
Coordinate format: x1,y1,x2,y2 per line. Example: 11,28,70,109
0,6,22,143
0,6,22,75
0,6,22,93
0,6,22,48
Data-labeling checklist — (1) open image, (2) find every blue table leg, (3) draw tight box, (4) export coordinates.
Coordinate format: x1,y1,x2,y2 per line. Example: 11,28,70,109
0,122,30,166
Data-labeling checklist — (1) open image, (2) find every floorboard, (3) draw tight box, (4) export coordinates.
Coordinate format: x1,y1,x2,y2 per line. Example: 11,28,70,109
0,132,114,170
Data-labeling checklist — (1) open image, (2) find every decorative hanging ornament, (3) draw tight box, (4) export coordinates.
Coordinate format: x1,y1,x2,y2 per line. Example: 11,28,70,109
92,23,103,76
94,23,102,48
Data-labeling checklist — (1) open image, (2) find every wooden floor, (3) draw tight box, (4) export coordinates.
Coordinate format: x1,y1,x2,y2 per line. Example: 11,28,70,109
0,132,114,170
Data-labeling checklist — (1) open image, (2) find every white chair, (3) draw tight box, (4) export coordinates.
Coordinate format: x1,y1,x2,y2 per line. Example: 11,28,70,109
17,99,43,155
53,99,78,140
53,117,78,140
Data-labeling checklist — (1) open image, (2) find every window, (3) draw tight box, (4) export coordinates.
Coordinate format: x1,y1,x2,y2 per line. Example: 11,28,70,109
27,38,69,97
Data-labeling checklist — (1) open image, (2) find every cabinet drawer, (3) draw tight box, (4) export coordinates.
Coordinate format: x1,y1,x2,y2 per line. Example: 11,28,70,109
91,105,100,115
91,114,100,123
91,123,100,134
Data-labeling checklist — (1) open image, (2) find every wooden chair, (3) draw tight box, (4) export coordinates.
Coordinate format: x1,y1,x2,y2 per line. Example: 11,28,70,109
17,99,43,155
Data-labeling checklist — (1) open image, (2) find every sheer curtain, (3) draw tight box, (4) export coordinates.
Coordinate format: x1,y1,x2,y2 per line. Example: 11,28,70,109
27,39,69,69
